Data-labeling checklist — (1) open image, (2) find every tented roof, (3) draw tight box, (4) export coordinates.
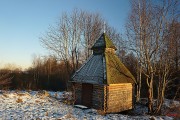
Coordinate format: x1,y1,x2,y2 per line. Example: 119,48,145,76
71,55,104,84
91,33,117,50
71,33,135,85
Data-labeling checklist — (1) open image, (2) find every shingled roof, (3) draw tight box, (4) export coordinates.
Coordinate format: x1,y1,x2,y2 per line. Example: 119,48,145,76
71,33,135,85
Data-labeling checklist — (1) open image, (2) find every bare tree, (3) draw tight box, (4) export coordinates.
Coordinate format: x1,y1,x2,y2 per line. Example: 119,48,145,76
32,54,42,89
167,21,180,72
40,12,76,88
0,73,11,89
40,9,122,89
126,0,179,114
81,11,103,59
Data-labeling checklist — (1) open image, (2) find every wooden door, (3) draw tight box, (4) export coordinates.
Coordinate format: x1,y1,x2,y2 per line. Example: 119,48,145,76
82,83,93,107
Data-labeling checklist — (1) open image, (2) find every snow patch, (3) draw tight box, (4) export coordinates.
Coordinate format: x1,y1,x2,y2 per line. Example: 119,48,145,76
0,91,178,120
74,105,88,109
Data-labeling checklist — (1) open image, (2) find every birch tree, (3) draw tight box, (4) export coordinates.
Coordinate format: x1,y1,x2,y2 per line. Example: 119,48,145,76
126,0,179,114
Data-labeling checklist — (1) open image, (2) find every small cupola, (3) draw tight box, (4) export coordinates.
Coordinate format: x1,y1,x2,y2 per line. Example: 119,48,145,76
91,33,117,55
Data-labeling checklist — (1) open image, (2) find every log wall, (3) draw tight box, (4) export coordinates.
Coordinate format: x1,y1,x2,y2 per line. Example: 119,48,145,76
92,84,104,110
74,83,133,113
74,83,82,104
106,83,133,113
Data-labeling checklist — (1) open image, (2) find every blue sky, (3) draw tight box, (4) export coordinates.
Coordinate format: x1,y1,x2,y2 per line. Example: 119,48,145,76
0,0,130,69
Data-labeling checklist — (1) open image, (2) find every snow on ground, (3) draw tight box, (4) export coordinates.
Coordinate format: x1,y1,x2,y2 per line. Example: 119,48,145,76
0,90,178,120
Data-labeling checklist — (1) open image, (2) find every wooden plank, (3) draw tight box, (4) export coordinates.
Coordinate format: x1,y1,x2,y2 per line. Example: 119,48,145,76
106,83,133,113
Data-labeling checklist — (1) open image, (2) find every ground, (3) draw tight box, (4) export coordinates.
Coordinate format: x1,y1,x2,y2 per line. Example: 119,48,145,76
0,90,179,120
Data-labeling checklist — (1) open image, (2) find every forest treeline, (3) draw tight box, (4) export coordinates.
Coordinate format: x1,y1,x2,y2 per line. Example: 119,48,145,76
0,56,68,91
0,0,179,115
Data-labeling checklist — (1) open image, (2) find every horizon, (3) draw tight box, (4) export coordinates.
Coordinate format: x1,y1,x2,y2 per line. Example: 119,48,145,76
0,0,131,69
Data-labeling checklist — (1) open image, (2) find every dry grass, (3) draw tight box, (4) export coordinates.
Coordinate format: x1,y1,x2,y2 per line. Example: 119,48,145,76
54,93,58,98
45,111,48,116
44,91,50,97
165,105,180,119
16,98,23,103
35,100,40,103
17,92,31,97
38,90,50,98
2,93,8,98
97,110,106,115
17,93,25,96
64,113,76,120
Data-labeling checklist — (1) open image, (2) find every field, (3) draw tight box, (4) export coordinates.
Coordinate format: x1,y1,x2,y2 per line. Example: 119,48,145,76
0,90,179,120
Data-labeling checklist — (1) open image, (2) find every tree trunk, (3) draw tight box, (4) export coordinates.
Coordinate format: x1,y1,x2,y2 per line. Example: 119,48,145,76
147,73,154,114
136,65,142,102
